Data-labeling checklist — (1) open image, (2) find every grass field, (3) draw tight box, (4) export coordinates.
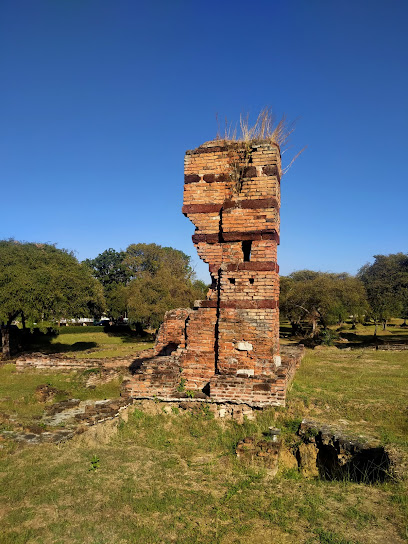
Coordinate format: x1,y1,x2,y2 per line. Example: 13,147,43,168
0,363,122,428
22,326,155,359
0,327,407,544
280,319,408,347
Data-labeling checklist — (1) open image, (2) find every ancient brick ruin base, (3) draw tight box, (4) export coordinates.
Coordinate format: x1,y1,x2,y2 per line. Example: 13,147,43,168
124,139,304,407
123,332,303,407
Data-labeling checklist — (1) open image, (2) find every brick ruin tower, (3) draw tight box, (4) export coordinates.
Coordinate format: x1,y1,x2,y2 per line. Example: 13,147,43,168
123,138,302,406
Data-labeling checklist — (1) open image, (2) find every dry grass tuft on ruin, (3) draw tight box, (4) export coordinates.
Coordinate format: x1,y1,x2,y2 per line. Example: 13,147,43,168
216,107,305,174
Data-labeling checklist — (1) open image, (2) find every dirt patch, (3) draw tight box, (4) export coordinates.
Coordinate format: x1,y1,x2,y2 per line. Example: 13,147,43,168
35,384,70,402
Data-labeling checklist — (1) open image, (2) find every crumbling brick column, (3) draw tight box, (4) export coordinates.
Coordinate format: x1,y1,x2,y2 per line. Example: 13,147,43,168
181,140,281,386
122,139,302,406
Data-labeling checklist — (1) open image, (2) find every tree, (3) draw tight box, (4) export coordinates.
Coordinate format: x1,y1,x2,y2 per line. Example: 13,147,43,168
124,244,205,330
83,248,130,287
191,279,209,300
123,243,193,280
84,248,130,318
358,253,408,332
85,244,201,323
105,284,128,320
340,276,369,329
0,240,105,357
279,276,307,336
279,270,368,337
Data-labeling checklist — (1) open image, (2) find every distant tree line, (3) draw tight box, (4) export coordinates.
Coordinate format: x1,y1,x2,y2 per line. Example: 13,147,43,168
0,240,105,357
1,237,407,357
280,253,408,337
0,240,207,358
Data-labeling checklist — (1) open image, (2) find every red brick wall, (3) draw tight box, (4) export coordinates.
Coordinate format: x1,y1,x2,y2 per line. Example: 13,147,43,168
124,139,300,406
183,140,281,385
154,308,192,355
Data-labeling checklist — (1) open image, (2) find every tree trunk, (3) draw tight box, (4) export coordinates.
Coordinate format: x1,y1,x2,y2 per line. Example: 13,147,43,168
21,312,26,330
373,320,379,350
382,319,387,331
1,325,11,359
290,321,300,336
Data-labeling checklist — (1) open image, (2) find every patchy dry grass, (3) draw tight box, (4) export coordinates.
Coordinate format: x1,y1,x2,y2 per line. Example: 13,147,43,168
288,348,408,448
0,363,122,427
0,347,407,543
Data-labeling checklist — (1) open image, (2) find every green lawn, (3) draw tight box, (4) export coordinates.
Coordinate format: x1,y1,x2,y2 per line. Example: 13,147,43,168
0,363,122,427
289,348,408,448
0,339,407,543
23,326,155,359
284,319,408,343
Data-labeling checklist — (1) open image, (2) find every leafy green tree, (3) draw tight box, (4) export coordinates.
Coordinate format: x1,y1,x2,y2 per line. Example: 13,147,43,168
279,275,307,336
123,243,193,280
85,244,205,326
339,276,369,329
358,253,408,332
84,248,131,318
126,269,199,329
280,270,368,336
0,240,105,357
105,283,128,320
124,244,205,330
191,279,209,300
83,248,131,287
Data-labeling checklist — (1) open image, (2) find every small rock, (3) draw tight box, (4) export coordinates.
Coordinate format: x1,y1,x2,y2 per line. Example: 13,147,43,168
237,368,254,376
236,342,253,351
273,355,281,367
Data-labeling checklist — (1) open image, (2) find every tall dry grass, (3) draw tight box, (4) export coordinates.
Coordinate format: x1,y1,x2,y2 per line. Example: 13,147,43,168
216,107,305,174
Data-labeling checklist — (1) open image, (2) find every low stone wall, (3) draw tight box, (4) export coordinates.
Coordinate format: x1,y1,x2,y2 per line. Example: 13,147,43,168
15,344,304,408
377,343,408,351
15,350,154,372
123,355,181,398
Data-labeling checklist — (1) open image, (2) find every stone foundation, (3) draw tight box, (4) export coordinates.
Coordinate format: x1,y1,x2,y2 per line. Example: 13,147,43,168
15,351,153,372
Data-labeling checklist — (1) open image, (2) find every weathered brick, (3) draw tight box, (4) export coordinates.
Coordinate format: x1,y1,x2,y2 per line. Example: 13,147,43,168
184,174,201,183
124,139,303,406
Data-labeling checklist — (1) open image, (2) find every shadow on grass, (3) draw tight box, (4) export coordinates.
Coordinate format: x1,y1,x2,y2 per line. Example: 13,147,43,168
338,331,408,348
49,341,98,353
103,325,155,344
24,340,99,355
10,328,98,356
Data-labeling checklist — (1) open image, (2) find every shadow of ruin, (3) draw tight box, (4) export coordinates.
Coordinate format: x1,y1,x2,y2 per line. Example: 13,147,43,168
122,139,304,407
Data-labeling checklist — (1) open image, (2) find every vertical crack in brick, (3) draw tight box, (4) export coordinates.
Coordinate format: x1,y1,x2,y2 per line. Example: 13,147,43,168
218,206,224,243
214,267,222,375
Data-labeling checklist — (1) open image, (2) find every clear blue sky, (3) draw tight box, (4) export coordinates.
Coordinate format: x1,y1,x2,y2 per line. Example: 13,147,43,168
1,0,407,282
